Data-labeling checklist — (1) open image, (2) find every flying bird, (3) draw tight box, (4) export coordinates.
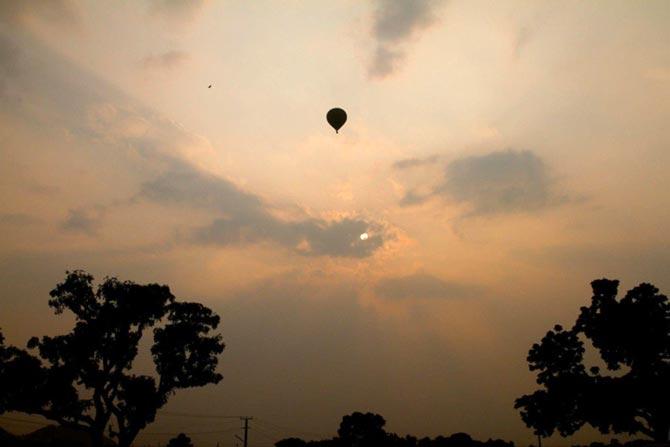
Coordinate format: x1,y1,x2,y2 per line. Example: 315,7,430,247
208,84,212,88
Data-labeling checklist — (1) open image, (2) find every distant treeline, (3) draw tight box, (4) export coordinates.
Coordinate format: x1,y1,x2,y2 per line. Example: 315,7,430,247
274,412,667,447
571,441,670,447
274,412,515,447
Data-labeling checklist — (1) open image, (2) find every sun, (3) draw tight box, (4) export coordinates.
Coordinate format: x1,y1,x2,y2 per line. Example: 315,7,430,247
360,232,369,241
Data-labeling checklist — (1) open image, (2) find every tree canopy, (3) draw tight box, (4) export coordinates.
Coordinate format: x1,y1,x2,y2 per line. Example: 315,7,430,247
338,412,387,447
0,270,225,447
515,279,670,441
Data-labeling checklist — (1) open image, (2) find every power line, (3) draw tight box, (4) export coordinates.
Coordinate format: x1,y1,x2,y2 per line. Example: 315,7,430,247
256,431,279,444
251,422,288,438
159,411,244,419
142,426,241,436
255,418,327,439
252,426,281,444
0,412,328,446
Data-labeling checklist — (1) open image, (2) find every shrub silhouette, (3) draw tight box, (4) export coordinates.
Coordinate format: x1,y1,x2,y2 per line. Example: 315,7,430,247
0,270,225,447
167,433,194,447
515,279,669,441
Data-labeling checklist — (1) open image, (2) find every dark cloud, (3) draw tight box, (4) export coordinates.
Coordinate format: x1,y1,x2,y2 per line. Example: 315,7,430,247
438,150,564,215
141,50,190,70
369,46,403,79
139,158,267,221
375,272,476,300
398,189,430,207
2,30,385,259
0,30,132,127
369,0,444,79
61,207,105,236
392,155,439,170
141,159,387,258
148,0,208,25
399,150,568,215
0,0,80,29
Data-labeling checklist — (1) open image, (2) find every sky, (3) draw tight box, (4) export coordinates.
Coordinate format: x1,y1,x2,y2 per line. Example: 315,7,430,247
1,1,670,445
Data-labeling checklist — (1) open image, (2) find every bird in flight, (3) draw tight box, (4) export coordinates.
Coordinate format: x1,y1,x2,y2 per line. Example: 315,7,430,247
208,84,212,88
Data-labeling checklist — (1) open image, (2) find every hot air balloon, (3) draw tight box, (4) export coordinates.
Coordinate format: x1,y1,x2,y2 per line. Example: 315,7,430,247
326,108,347,133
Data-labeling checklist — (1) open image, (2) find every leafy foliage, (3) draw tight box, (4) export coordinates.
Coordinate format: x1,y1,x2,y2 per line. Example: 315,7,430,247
338,412,387,447
515,279,670,441
0,270,225,447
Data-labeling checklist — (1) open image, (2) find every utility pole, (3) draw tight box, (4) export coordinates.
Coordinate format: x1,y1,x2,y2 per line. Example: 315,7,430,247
235,417,253,447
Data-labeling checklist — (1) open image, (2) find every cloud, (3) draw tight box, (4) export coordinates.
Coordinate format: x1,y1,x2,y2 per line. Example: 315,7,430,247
1,32,386,259
398,150,569,216
375,272,476,300
392,155,439,170
140,159,263,214
61,207,105,236
438,150,565,215
0,0,80,29
141,50,190,70
369,0,444,79
398,189,430,207
369,46,403,79
140,158,387,258
148,0,208,26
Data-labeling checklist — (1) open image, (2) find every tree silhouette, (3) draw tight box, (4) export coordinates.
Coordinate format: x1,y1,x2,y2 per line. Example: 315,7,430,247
0,270,225,447
338,412,387,447
167,433,194,447
515,279,669,442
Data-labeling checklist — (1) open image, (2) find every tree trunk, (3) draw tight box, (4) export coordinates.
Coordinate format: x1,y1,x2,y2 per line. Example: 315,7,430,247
652,422,669,442
649,413,669,442
118,429,140,447
90,429,105,447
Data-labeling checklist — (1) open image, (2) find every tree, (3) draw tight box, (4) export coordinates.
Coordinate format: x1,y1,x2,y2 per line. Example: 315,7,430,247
167,433,194,447
337,412,388,447
515,279,669,442
0,270,225,447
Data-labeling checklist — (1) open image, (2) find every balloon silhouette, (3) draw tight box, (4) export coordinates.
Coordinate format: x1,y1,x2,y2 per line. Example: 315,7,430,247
327,108,347,133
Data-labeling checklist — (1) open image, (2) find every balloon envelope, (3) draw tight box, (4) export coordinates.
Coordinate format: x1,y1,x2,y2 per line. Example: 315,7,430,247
327,108,347,133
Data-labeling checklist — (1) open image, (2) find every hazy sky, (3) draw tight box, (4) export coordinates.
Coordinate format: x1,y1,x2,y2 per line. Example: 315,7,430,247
1,1,670,446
